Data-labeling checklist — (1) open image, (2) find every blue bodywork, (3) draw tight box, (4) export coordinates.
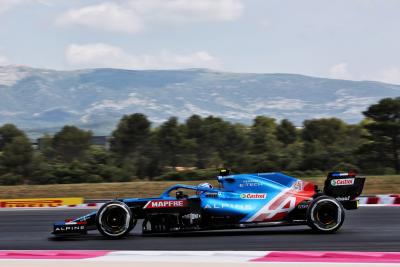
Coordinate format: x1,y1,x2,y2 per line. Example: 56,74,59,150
109,173,305,222
52,171,365,237
53,172,317,235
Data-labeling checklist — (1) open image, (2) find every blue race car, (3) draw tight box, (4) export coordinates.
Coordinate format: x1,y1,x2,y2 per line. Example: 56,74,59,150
52,170,365,238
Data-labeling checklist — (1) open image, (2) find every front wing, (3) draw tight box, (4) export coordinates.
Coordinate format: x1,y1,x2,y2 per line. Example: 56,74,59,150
53,211,97,235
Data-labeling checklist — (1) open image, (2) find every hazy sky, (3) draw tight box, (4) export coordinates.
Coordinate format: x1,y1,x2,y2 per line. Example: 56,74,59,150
1,0,400,84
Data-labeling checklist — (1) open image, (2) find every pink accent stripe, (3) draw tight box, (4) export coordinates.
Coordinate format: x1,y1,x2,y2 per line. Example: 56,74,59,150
0,250,111,259
251,251,400,263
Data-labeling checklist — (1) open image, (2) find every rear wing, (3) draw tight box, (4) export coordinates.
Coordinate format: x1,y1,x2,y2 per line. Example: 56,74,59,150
323,172,365,204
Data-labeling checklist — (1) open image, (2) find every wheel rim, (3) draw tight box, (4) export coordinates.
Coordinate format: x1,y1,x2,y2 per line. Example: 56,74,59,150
99,204,131,236
311,199,341,231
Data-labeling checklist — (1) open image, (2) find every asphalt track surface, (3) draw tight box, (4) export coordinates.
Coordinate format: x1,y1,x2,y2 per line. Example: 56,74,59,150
0,206,398,251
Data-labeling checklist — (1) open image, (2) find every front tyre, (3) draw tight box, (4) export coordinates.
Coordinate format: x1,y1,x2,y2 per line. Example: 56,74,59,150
307,196,345,233
96,201,134,239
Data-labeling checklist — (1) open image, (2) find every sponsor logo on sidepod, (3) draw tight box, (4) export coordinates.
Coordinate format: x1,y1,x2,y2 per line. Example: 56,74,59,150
292,181,304,191
144,200,188,209
239,180,261,188
240,193,267,199
204,203,253,210
331,178,355,186
336,196,351,201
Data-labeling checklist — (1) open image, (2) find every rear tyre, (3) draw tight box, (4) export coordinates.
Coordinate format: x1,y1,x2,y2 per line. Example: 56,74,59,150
96,201,135,239
306,196,345,233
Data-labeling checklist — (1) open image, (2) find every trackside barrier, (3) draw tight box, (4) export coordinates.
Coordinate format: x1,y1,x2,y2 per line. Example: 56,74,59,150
358,195,400,205
0,198,83,208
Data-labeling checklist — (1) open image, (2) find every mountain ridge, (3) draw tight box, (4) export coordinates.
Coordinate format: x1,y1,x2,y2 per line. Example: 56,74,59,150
0,65,399,137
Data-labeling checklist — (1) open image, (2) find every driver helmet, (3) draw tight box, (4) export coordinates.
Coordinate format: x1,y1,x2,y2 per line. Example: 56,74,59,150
198,182,213,189
196,183,213,195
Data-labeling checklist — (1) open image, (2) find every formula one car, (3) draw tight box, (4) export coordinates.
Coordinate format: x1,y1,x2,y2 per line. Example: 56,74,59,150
52,170,365,238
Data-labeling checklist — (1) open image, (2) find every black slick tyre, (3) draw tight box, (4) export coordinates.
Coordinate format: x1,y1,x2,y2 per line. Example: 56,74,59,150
96,201,134,239
306,195,345,233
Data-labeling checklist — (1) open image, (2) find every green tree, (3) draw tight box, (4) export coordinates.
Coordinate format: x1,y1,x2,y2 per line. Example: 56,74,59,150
52,126,92,162
0,124,25,150
248,116,282,172
111,113,160,179
0,135,34,182
84,145,116,181
278,141,304,171
220,123,251,170
195,116,231,168
185,115,217,169
156,117,185,169
276,119,297,146
111,113,151,157
362,97,400,173
301,118,362,171
38,134,56,159
186,115,203,140
0,124,33,185
250,116,279,153
184,116,247,169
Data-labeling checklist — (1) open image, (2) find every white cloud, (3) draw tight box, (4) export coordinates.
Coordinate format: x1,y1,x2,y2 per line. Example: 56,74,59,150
57,3,143,33
65,43,124,67
0,0,22,14
57,0,243,33
129,0,243,22
329,62,352,80
65,43,220,69
375,67,400,85
0,0,49,14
